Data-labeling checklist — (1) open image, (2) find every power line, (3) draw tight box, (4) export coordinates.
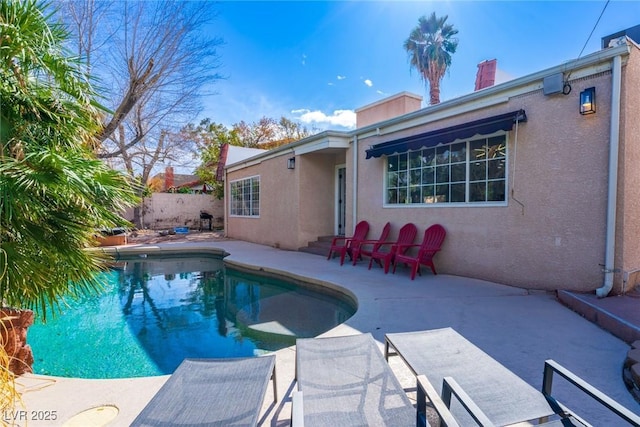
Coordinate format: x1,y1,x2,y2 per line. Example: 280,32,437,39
577,0,611,61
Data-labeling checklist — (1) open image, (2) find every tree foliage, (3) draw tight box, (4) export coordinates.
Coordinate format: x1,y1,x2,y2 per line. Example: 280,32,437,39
177,116,315,198
0,0,137,316
404,12,458,105
58,1,224,186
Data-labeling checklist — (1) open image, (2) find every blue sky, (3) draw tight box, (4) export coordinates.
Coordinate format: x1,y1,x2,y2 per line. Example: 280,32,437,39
200,1,640,131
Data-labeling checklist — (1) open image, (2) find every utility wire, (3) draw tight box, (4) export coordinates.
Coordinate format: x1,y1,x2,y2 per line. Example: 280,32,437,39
576,0,611,60
564,0,610,86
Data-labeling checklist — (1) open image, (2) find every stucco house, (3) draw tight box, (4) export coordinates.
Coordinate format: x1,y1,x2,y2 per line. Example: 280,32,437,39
223,30,640,297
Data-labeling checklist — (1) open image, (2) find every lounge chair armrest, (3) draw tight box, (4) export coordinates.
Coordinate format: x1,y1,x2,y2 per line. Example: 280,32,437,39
416,375,461,427
291,390,304,427
441,376,495,426
542,359,640,425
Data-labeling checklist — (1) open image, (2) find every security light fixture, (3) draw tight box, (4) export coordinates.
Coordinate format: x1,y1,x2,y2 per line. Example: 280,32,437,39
287,157,295,169
580,87,596,115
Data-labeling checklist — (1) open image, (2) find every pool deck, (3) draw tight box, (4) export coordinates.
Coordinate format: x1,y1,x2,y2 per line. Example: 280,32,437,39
16,239,640,426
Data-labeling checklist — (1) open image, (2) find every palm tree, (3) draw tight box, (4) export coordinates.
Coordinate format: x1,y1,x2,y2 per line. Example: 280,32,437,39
0,0,138,316
404,12,459,105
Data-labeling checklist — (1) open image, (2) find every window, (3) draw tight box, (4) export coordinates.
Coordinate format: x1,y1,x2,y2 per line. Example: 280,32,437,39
230,176,260,216
385,134,506,205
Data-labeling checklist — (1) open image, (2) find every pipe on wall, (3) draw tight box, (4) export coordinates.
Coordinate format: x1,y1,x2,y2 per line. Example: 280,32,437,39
596,54,622,298
352,135,358,233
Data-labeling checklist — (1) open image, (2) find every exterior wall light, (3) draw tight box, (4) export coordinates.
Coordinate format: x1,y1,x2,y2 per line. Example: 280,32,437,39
580,87,596,115
287,157,296,169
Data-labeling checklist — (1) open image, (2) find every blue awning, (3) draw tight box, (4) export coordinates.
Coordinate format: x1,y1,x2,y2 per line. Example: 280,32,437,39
365,109,527,159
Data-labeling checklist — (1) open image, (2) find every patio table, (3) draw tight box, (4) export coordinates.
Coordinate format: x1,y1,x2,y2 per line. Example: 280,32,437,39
385,327,556,426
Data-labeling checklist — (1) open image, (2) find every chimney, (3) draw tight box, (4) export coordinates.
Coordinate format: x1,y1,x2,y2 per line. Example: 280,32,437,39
475,59,497,91
165,166,174,191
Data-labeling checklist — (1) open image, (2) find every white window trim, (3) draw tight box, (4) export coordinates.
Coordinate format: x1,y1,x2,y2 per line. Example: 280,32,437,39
382,132,509,208
229,175,260,217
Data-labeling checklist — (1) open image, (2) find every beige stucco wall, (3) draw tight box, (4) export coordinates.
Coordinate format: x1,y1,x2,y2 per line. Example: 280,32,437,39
356,92,423,128
356,72,615,292
226,157,298,249
617,44,640,293
223,46,638,294
226,151,345,250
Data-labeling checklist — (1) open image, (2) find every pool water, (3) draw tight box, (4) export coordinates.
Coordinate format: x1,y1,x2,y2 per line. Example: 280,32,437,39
28,255,355,379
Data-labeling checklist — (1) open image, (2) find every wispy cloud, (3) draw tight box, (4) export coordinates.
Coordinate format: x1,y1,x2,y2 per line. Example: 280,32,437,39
337,75,346,80
301,54,307,66
376,89,387,95
292,108,356,129
363,79,373,87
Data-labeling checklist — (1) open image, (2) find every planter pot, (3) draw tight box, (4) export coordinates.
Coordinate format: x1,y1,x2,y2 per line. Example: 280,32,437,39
0,308,34,375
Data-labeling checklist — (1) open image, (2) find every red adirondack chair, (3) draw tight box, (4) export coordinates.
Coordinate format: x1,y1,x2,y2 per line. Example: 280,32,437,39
327,220,370,265
350,222,391,266
368,223,417,274
393,224,446,279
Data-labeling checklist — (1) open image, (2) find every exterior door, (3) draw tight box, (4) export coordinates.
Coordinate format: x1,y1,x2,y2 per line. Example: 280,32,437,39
336,166,346,236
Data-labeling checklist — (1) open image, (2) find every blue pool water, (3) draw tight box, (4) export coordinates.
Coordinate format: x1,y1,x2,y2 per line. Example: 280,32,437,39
28,254,355,379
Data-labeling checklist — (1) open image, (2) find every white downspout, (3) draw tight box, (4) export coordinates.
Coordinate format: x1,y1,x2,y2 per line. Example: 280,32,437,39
352,135,358,232
596,54,622,298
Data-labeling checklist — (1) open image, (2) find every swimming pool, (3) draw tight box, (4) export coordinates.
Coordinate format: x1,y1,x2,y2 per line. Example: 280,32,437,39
28,254,356,379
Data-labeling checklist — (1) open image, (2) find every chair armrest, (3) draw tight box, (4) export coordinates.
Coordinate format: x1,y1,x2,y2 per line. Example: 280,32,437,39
418,247,440,257
395,243,420,252
441,376,495,427
416,375,461,427
330,236,349,245
542,359,640,425
291,390,304,427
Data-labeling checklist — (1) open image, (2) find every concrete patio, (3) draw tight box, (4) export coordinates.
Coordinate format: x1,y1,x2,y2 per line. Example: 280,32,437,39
16,239,640,426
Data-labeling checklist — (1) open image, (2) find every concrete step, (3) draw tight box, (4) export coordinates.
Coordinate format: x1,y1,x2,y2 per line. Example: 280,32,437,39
298,236,340,257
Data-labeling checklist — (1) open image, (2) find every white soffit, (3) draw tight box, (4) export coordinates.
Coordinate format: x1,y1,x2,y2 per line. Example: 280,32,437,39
294,135,351,155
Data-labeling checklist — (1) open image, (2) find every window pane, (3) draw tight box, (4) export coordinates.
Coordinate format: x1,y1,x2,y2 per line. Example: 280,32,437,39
470,161,486,181
470,139,486,159
436,165,450,183
488,158,505,179
422,185,435,203
487,136,506,158
422,167,435,185
409,151,422,169
487,180,505,201
398,153,408,171
422,149,436,166
410,169,421,186
398,171,408,187
410,186,421,203
450,142,466,163
470,182,486,202
398,188,408,204
436,146,450,165
388,172,398,188
451,183,465,202
387,189,398,204
388,155,399,172
451,163,466,182
436,184,449,203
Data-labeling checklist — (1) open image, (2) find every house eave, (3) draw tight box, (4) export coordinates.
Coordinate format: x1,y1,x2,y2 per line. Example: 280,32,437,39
355,42,631,140
226,130,351,172
226,42,630,173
